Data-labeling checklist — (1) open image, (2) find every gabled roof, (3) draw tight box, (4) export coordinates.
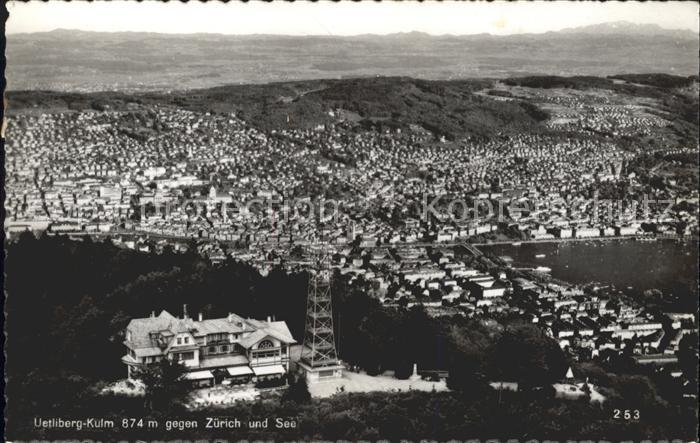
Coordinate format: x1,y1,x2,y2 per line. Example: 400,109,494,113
126,310,296,350
238,330,269,349
239,319,297,348
126,310,179,348
486,281,507,290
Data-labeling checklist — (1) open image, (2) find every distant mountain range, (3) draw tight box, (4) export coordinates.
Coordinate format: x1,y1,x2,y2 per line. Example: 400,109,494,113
6,21,698,92
556,20,697,38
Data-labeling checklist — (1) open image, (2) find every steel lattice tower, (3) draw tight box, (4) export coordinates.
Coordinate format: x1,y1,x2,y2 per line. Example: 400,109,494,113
300,246,340,369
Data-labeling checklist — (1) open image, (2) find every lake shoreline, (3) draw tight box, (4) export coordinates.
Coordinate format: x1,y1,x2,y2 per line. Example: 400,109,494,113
471,233,694,248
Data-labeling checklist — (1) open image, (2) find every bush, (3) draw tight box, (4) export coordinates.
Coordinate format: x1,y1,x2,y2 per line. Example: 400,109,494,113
281,374,311,404
393,361,413,380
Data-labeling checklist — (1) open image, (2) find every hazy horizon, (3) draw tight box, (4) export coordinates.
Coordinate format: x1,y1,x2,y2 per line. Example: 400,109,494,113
9,20,700,38
6,1,699,36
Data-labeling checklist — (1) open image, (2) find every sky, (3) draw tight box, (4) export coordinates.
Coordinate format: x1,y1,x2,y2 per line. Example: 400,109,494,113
5,0,699,36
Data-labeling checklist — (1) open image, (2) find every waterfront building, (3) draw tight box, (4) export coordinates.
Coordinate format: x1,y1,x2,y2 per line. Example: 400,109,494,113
574,227,601,238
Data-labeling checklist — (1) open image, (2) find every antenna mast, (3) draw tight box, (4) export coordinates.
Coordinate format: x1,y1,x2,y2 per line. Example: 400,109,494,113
299,222,344,382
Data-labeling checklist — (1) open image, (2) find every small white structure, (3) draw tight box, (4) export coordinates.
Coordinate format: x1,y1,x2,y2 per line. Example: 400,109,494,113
409,363,421,381
565,367,575,379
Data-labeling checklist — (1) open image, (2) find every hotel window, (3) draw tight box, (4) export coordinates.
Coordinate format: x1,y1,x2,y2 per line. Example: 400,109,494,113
208,346,217,354
220,345,228,353
254,350,279,358
208,333,226,343
177,352,195,361
258,340,274,349
177,338,182,345
184,337,189,344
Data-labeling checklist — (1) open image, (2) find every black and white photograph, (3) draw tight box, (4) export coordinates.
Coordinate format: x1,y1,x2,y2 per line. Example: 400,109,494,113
2,1,699,441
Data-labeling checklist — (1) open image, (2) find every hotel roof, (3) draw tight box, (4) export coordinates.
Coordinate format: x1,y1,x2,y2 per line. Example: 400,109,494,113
126,310,296,350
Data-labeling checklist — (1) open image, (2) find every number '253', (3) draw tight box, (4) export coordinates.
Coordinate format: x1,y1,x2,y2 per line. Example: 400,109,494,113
613,409,640,420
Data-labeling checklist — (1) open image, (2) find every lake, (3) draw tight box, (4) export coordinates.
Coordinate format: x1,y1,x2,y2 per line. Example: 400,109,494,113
479,239,699,299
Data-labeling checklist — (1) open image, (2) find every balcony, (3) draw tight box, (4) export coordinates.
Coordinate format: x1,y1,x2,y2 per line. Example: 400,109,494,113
313,341,335,350
249,355,289,366
309,311,332,319
121,354,141,365
205,338,232,346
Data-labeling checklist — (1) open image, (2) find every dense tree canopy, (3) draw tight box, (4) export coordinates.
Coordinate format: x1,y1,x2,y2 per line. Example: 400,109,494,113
132,358,187,411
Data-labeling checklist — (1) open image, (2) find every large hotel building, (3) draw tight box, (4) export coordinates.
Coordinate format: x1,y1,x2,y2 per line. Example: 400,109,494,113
122,310,296,386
